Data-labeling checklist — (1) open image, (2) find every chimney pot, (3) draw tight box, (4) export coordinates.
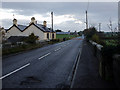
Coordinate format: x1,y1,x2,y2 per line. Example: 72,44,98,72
43,21,47,27
31,17,36,24
13,19,17,26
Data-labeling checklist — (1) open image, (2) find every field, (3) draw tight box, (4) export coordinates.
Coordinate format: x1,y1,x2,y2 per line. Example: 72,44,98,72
104,40,118,46
56,34,77,39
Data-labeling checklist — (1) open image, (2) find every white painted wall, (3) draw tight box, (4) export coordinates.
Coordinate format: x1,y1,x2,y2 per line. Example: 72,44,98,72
6,27,22,38
50,33,56,39
23,24,44,41
44,33,48,40
5,24,56,41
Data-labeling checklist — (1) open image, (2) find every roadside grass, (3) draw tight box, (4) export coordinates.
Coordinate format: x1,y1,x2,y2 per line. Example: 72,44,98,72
56,34,77,39
2,35,76,56
3,34,78,56
3,40,62,56
2,44,43,56
104,40,118,46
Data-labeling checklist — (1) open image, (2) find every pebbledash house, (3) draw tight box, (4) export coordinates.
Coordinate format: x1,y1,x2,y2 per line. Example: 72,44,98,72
4,17,56,41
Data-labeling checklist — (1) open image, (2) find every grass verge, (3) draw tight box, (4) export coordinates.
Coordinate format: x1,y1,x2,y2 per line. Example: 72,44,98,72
2,35,78,56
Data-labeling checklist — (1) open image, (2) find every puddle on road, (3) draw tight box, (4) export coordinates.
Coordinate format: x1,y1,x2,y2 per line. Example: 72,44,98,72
20,76,41,85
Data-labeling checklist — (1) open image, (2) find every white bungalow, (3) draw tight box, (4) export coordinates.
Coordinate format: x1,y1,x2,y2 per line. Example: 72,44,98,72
6,17,56,41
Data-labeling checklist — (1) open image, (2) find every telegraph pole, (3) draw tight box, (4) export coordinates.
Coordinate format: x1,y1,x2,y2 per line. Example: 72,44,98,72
51,12,53,39
51,12,53,32
99,23,101,32
86,10,88,29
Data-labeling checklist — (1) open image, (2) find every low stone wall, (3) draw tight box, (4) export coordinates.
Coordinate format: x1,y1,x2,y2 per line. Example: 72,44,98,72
89,40,114,80
89,40,120,88
89,40,105,78
113,55,120,88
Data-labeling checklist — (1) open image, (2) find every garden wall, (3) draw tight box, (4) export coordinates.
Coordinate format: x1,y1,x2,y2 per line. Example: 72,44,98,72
89,40,106,79
113,55,120,88
89,40,120,85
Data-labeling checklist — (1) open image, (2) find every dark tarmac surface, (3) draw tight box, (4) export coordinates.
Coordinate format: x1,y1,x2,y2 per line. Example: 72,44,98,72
72,40,117,88
2,37,83,88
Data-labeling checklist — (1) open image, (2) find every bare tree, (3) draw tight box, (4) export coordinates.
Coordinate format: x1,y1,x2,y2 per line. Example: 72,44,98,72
107,18,118,36
107,18,113,33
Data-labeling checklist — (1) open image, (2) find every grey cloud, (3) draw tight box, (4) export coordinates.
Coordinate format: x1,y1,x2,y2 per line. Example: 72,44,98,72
2,2,118,32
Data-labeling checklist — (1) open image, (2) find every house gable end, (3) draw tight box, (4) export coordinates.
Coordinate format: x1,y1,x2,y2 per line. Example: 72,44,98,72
23,23,46,32
6,25,22,32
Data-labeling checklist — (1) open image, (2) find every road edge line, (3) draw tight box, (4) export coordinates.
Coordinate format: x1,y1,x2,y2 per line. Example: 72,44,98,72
69,40,84,89
0,63,30,79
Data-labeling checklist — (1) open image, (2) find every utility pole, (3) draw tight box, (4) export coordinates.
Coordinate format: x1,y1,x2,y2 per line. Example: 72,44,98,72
51,12,53,39
85,10,88,29
51,12,53,32
99,23,101,32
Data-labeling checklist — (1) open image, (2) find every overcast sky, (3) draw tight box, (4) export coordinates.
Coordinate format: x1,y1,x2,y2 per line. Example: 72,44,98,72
0,2,118,32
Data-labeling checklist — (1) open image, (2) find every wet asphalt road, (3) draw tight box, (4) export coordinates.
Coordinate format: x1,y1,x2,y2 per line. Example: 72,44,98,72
72,40,117,88
2,37,83,88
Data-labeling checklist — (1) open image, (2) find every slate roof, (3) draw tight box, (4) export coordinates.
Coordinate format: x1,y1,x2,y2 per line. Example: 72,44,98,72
35,24,51,32
7,23,54,33
17,25,27,31
56,32,70,35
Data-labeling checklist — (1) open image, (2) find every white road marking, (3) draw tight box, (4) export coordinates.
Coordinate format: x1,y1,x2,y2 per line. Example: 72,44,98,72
38,52,51,60
0,63,30,80
54,48,61,51
57,43,62,45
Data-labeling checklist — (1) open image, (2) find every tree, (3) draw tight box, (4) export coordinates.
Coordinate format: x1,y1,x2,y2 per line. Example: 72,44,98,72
92,34,99,43
83,27,97,39
78,31,83,36
24,33,38,44
55,29,62,32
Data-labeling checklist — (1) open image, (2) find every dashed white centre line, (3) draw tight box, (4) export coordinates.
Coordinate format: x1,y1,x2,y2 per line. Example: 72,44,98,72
54,48,61,51
38,52,51,60
0,63,30,80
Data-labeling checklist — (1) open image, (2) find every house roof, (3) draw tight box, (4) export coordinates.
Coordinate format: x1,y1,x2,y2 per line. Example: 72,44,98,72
56,32,70,35
35,24,52,32
7,23,55,33
17,25,27,31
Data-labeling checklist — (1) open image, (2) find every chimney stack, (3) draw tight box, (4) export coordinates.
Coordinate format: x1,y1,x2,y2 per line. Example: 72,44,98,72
13,19,17,26
31,17,36,24
43,21,47,27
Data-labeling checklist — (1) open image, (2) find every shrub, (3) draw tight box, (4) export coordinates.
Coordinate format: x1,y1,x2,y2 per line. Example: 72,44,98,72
83,27,97,39
24,33,38,44
101,45,116,64
91,34,100,43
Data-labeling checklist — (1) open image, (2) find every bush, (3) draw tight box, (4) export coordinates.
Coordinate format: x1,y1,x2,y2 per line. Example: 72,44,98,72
101,45,117,80
24,33,38,44
83,27,97,39
101,45,116,64
92,34,100,43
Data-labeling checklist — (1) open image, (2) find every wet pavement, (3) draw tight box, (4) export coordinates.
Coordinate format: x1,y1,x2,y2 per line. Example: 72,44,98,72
72,40,117,88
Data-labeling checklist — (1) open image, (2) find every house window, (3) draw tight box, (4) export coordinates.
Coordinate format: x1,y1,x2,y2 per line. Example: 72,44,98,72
47,33,49,39
52,33,54,39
